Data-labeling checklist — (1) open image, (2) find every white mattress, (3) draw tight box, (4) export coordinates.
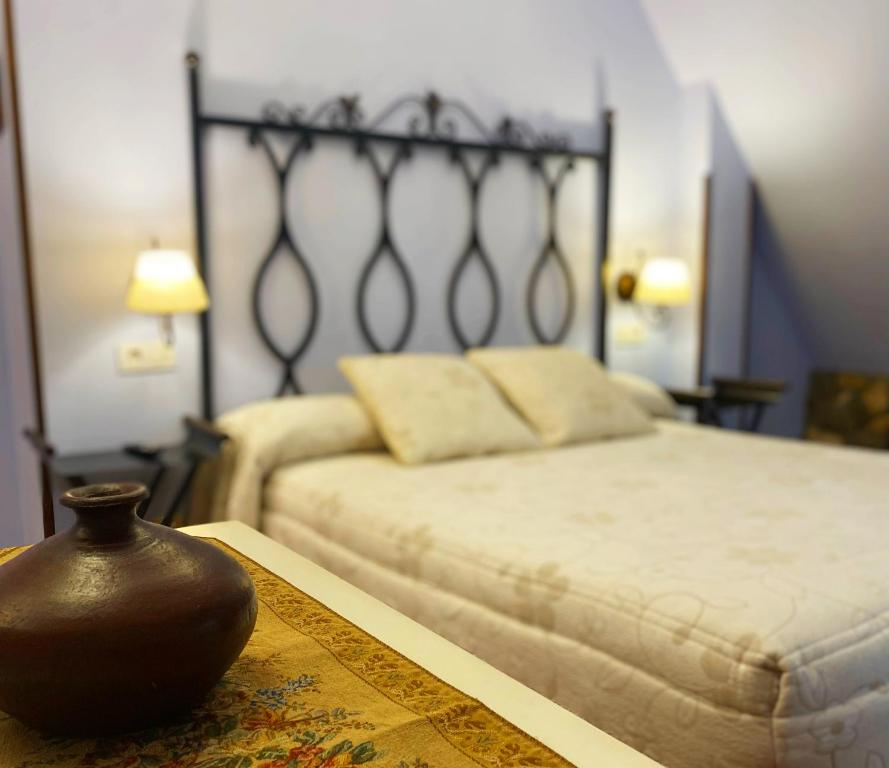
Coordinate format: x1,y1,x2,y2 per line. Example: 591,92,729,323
260,421,889,768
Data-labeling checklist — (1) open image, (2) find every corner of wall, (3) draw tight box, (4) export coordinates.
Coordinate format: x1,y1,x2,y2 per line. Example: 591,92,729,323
748,197,816,438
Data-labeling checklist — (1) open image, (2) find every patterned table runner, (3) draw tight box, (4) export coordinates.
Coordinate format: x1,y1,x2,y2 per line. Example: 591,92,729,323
0,540,573,767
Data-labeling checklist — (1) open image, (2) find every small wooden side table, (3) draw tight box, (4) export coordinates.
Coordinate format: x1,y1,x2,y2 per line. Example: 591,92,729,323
668,378,786,432
25,417,227,533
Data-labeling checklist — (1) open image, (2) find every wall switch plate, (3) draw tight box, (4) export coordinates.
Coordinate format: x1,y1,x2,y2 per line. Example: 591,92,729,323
615,322,648,346
117,341,176,374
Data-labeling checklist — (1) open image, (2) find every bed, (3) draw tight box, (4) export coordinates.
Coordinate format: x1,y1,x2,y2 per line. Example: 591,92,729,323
206,377,889,768
186,57,889,767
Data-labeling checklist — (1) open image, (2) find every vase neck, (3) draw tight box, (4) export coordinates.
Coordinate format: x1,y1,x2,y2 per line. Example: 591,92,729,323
72,505,142,544
60,483,149,545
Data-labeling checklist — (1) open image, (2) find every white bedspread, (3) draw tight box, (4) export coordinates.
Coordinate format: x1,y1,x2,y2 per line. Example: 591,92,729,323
257,421,889,768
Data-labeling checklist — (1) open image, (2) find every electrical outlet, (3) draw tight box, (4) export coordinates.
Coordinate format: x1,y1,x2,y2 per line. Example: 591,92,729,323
117,341,176,374
615,322,648,346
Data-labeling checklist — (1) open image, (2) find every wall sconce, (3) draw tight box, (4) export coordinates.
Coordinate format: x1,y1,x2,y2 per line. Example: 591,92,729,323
125,246,209,346
615,253,691,325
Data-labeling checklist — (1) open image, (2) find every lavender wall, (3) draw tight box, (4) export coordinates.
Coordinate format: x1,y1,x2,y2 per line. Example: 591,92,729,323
747,202,816,437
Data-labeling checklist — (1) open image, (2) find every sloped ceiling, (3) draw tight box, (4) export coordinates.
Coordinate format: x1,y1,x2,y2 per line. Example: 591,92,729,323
642,0,889,372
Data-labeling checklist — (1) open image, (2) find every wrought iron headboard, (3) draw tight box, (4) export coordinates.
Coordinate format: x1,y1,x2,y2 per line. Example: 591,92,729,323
187,52,613,419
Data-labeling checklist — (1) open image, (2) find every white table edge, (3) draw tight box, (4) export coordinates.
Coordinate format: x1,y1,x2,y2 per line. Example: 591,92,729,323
183,521,661,768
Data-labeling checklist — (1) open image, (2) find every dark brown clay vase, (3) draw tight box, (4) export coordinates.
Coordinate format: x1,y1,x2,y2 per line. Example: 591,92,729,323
0,482,258,736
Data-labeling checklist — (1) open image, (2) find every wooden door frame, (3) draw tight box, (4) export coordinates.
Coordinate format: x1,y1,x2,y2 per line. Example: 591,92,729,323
3,0,53,537
696,174,713,386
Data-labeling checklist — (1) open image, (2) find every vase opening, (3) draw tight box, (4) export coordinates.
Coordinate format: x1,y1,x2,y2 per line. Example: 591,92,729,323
60,482,149,511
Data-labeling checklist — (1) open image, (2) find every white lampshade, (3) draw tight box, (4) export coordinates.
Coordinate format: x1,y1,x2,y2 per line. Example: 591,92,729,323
634,257,691,307
126,249,209,314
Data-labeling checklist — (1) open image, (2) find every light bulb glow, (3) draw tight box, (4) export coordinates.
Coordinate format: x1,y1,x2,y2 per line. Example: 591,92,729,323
634,257,691,307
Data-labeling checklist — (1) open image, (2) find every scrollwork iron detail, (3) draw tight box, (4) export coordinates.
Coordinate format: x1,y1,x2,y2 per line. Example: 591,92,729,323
257,90,525,148
497,117,571,153
188,51,611,417
251,92,582,363
262,95,364,130
354,139,417,353
368,91,492,143
447,149,501,349
526,155,577,344
248,128,319,394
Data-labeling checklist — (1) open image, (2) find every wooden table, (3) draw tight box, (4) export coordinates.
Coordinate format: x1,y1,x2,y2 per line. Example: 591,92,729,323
669,377,786,431
183,521,661,768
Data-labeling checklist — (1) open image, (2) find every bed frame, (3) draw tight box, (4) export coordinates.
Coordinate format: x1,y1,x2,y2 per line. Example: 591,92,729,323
186,52,613,418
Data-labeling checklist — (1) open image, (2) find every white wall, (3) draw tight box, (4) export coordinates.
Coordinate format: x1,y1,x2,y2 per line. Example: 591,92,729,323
748,205,815,436
606,82,706,388
16,0,732,452
669,83,711,386
0,7,43,546
606,82,751,391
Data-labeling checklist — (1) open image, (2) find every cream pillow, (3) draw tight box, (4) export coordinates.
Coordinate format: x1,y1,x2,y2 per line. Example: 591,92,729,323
608,371,678,419
467,346,653,446
339,354,540,464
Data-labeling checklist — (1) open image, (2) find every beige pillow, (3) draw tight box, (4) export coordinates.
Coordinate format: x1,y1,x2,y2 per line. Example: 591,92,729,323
608,371,678,419
467,346,653,446
339,354,540,464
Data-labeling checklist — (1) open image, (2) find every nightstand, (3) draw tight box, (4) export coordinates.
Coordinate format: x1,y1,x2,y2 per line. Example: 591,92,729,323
25,416,227,534
668,378,786,432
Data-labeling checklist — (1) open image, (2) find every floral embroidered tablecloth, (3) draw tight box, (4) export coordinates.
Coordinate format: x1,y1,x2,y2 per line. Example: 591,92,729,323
0,541,573,768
